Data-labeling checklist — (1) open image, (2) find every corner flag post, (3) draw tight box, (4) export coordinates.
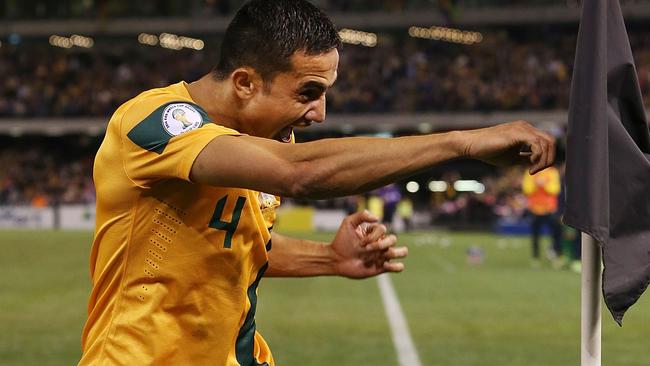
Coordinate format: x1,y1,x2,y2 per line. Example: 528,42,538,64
568,0,650,362
581,233,601,366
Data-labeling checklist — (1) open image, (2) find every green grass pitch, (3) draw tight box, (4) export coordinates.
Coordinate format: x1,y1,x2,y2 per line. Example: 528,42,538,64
1,230,649,365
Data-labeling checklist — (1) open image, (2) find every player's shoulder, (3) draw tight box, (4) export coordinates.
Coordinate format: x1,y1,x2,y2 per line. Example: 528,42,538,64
111,82,216,142
107,82,240,156
119,82,209,127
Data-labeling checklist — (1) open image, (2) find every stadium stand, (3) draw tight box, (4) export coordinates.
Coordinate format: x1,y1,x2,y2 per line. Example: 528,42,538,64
3,28,650,118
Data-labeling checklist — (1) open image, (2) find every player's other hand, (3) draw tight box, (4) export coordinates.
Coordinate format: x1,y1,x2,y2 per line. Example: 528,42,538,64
329,210,408,279
458,120,556,174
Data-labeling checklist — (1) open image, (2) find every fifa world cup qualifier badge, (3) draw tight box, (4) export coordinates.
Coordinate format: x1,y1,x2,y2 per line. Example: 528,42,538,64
161,103,203,136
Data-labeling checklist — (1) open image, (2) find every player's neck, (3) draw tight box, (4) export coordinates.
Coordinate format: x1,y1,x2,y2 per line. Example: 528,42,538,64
187,74,243,132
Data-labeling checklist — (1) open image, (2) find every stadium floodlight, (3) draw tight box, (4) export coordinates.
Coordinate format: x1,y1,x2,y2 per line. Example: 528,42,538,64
49,34,93,49
159,33,183,50
406,181,420,193
338,28,377,47
453,180,485,194
408,26,482,45
138,33,159,46
158,33,204,51
70,35,94,48
428,181,448,192
474,183,485,194
179,36,204,50
49,35,73,49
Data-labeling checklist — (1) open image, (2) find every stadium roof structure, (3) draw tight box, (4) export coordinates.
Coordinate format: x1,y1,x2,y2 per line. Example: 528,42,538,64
3,3,650,37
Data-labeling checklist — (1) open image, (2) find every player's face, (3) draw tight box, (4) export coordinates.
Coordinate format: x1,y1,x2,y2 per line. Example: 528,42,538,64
246,49,339,141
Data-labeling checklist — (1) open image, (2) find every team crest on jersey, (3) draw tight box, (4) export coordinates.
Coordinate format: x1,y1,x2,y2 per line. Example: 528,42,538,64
161,103,203,136
258,192,280,228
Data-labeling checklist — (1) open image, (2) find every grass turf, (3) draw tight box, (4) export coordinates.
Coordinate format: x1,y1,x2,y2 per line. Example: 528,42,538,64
0,230,649,365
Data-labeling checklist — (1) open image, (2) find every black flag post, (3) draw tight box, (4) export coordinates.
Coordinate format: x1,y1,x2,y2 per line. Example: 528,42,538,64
564,0,650,326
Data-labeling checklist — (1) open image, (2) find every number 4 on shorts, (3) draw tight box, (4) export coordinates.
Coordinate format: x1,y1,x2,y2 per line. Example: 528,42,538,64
209,195,247,249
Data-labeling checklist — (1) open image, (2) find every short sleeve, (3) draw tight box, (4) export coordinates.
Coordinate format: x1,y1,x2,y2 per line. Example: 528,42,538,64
120,97,240,187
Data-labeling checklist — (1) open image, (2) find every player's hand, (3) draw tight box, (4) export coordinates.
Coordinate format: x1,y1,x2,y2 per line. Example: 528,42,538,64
459,120,556,174
328,210,408,279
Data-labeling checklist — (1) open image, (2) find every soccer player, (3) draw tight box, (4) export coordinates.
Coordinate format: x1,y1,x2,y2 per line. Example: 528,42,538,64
78,0,556,365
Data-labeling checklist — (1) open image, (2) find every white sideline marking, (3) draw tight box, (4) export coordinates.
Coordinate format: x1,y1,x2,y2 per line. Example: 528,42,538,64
377,274,422,366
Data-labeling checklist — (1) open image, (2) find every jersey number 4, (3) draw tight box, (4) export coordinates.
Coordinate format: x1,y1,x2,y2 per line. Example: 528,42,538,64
209,195,247,249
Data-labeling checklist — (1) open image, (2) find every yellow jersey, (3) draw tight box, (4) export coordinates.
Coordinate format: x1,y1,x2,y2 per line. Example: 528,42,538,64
522,167,561,216
79,82,278,366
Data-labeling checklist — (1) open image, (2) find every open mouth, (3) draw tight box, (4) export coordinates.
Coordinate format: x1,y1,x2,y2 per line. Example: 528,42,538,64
276,119,314,143
277,120,313,143
279,126,293,143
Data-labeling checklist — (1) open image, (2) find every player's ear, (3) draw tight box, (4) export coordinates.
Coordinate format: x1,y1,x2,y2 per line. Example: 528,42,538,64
231,67,260,100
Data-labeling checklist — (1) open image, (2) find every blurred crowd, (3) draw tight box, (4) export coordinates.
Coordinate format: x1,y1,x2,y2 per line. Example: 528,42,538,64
4,28,650,117
331,31,575,113
0,47,211,117
0,145,95,206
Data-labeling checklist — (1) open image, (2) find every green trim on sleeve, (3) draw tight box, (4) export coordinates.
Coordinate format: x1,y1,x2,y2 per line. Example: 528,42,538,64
126,101,213,154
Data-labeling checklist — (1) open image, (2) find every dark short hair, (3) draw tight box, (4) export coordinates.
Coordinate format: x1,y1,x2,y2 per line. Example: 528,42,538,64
212,0,341,82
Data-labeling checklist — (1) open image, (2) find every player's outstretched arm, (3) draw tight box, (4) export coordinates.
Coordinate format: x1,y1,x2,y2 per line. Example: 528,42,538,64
265,210,407,278
190,120,555,199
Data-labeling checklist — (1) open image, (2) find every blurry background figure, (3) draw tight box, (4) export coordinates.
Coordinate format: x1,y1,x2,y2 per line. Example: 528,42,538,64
366,194,384,222
343,195,362,215
397,197,414,232
374,183,401,229
30,189,49,208
466,246,485,266
558,162,581,272
522,165,562,268
562,226,582,272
